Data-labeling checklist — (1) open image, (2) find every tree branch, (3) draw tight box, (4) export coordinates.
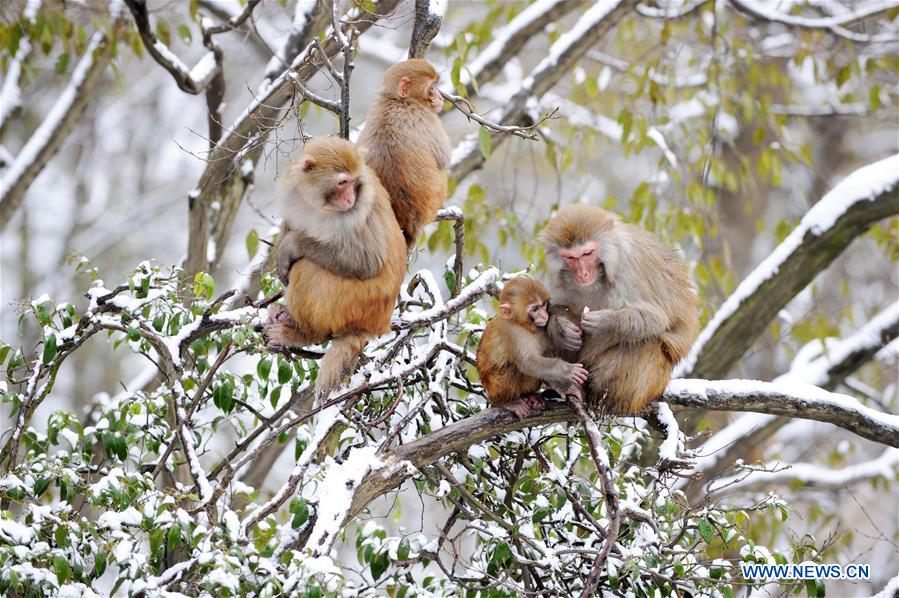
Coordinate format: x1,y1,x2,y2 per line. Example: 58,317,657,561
408,0,443,59
678,153,899,380
0,31,113,231
449,0,637,182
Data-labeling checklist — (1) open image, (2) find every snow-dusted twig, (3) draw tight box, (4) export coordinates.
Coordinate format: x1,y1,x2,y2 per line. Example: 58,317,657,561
461,0,580,95
677,153,899,380
449,0,637,181
567,396,620,598
441,91,556,140
436,207,465,297
0,31,113,231
729,0,899,44
708,447,899,496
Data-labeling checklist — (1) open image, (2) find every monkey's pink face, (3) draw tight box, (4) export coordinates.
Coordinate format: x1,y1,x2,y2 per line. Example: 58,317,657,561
528,301,549,327
427,80,443,112
559,242,599,286
326,173,359,212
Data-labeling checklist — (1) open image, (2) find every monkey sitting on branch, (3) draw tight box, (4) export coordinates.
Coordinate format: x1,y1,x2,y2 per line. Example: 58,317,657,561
540,204,699,415
274,59,450,284
265,137,406,397
476,276,589,419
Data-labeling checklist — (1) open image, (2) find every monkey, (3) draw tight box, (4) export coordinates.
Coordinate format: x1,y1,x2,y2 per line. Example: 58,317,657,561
476,276,590,419
264,136,407,396
357,58,451,250
273,59,451,284
539,204,699,415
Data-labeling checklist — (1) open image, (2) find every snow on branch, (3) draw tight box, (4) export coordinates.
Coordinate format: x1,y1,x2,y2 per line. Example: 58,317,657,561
450,0,638,182
666,379,899,447
461,0,580,94
0,0,42,137
123,0,223,94
0,31,113,232
408,0,445,59
677,153,899,380
728,0,899,44
708,447,899,496
342,378,899,529
682,300,899,497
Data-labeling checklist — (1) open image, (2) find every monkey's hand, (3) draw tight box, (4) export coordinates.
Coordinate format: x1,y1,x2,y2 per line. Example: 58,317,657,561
275,232,305,285
580,307,609,335
555,316,583,352
566,362,589,387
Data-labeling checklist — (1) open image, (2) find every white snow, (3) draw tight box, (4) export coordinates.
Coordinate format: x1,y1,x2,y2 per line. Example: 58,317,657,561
0,519,36,544
97,506,142,530
676,153,899,377
655,402,681,462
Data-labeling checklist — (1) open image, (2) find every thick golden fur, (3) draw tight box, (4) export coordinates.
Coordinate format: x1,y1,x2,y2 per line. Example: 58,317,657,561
269,137,406,394
476,278,551,406
542,205,699,414
358,59,451,248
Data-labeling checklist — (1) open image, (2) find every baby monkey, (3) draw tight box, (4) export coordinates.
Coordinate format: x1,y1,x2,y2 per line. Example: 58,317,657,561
476,276,589,419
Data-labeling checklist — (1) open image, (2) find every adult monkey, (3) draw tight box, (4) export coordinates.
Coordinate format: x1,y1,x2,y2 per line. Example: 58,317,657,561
540,204,699,415
274,59,450,283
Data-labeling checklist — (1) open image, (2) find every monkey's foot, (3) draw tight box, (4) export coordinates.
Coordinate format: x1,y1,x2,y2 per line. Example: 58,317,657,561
503,395,545,419
266,304,294,325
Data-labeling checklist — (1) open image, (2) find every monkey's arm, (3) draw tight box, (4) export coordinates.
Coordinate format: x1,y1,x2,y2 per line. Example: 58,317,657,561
510,329,587,388
275,229,383,283
546,305,582,353
581,303,669,342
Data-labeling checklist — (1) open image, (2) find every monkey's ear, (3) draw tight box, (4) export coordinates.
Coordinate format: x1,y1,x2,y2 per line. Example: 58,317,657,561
302,156,318,172
498,304,512,318
397,76,412,98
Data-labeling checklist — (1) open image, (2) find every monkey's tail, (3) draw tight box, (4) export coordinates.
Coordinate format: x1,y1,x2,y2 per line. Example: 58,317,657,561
315,333,369,398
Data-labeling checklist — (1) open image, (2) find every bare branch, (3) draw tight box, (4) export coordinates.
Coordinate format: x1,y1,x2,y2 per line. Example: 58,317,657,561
728,0,899,43
441,91,556,140
408,0,443,59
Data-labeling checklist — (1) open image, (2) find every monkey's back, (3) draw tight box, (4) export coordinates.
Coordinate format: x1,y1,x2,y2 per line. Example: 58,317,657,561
359,98,449,244
476,319,542,406
286,200,406,341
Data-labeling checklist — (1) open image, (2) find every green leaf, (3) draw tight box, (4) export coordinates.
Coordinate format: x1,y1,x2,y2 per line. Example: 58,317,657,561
155,19,171,47
246,228,259,259
617,108,633,143
257,356,272,381
269,385,281,410
698,518,714,543
277,358,292,384
478,128,491,159
869,84,882,110
42,333,58,363
53,554,70,585
370,550,390,581
177,24,192,43
167,524,182,550
290,497,309,528
55,52,69,74
397,537,411,561
0,344,10,365
34,477,51,498
93,551,108,578
193,272,214,300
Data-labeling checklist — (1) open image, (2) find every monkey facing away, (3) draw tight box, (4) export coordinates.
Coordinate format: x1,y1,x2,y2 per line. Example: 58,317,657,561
540,204,699,415
265,137,407,395
476,276,589,419
273,59,451,283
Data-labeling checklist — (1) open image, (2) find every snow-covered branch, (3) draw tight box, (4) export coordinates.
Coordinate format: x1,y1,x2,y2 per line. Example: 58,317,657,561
0,0,42,137
728,0,899,44
708,447,899,495
450,0,638,181
0,31,113,231
677,153,899,380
